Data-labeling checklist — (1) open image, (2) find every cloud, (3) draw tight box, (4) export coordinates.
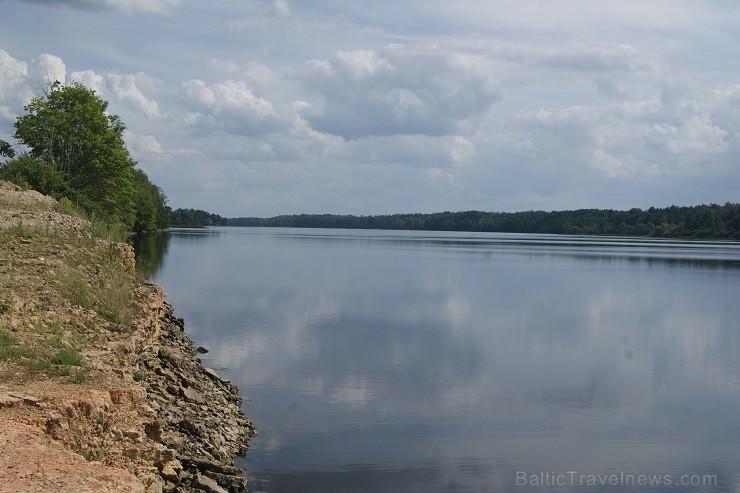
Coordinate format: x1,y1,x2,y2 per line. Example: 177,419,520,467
273,0,290,18
71,70,162,117
0,50,33,124
227,0,293,30
28,53,67,86
294,44,502,139
0,51,68,124
208,59,282,97
649,114,728,155
340,135,475,169
590,149,661,179
16,0,183,14
180,79,301,137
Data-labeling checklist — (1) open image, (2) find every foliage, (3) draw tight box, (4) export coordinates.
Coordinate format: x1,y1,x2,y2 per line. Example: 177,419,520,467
13,82,135,227
2,81,170,232
132,168,170,232
225,203,740,240
0,139,14,159
57,248,135,329
52,346,85,366
170,208,224,227
0,153,70,197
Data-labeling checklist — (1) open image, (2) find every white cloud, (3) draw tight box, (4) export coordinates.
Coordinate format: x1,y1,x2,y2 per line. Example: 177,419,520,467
124,130,175,161
649,114,728,155
227,0,293,30
340,135,475,169
72,70,162,117
590,149,661,179
0,51,67,124
18,0,183,15
0,50,32,124
28,53,67,86
295,44,502,139
273,0,290,18
180,79,288,136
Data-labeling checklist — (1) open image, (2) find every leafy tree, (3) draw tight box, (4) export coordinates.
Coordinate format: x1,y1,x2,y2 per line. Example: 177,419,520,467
0,153,70,197
0,139,14,159
132,168,170,232
170,208,224,227
13,82,135,228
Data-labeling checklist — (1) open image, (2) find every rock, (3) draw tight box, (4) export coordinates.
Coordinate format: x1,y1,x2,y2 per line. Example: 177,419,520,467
124,429,142,441
196,346,209,354
182,387,205,404
203,471,248,493
194,473,229,493
141,472,165,493
145,421,164,442
158,460,182,482
0,391,40,408
110,387,145,404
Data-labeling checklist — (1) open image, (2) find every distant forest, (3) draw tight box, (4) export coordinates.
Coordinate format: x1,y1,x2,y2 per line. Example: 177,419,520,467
201,203,740,240
170,208,225,227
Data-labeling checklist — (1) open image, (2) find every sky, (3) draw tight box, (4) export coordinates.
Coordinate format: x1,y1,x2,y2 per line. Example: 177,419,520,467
0,0,739,217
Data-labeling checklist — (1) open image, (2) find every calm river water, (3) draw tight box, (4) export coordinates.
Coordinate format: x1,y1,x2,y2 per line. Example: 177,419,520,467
134,228,740,493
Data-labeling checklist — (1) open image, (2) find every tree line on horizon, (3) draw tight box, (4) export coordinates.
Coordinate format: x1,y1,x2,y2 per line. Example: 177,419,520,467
169,208,225,227
217,204,740,240
0,81,169,233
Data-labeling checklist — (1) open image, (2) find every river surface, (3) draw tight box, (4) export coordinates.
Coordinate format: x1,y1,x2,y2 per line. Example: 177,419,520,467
134,228,740,493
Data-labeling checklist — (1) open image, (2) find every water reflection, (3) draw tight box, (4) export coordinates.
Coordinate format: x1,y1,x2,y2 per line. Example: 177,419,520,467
136,228,740,493
131,231,170,278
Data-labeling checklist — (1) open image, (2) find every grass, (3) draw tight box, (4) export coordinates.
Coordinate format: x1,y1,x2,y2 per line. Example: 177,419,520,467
0,329,34,360
0,191,142,385
0,325,87,381
53,346,84,366
46,227,137,329
79,446,106,462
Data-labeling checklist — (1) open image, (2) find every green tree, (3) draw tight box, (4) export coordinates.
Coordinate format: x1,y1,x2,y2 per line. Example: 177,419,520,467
0,153,69,196
0,139,14,159
132,168,170,232
13,82,135,227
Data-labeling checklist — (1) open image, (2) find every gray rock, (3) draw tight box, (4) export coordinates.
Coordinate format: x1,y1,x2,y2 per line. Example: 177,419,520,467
194,473,228,493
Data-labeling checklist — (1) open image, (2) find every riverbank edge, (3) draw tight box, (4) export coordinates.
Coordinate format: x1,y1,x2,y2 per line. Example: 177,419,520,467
0,181,256,492
131,281,258,492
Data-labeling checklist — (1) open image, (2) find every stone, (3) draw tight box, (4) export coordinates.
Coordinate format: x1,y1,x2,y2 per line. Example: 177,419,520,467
124,429,142,441
182,387,205,405
145,421,164,442
194,473,228,493
158,460,182,482
0,392,40,408
110,387,145,404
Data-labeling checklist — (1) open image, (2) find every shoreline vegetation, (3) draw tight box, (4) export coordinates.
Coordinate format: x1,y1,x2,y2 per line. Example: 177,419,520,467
171,203,740,241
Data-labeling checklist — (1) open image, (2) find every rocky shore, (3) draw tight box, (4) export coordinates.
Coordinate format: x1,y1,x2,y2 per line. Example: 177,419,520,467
0,181,256,492
132,286,256,492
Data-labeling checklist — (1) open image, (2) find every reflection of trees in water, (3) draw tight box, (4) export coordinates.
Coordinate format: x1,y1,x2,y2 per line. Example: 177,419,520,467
131,228,224,278
131,232,171,279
